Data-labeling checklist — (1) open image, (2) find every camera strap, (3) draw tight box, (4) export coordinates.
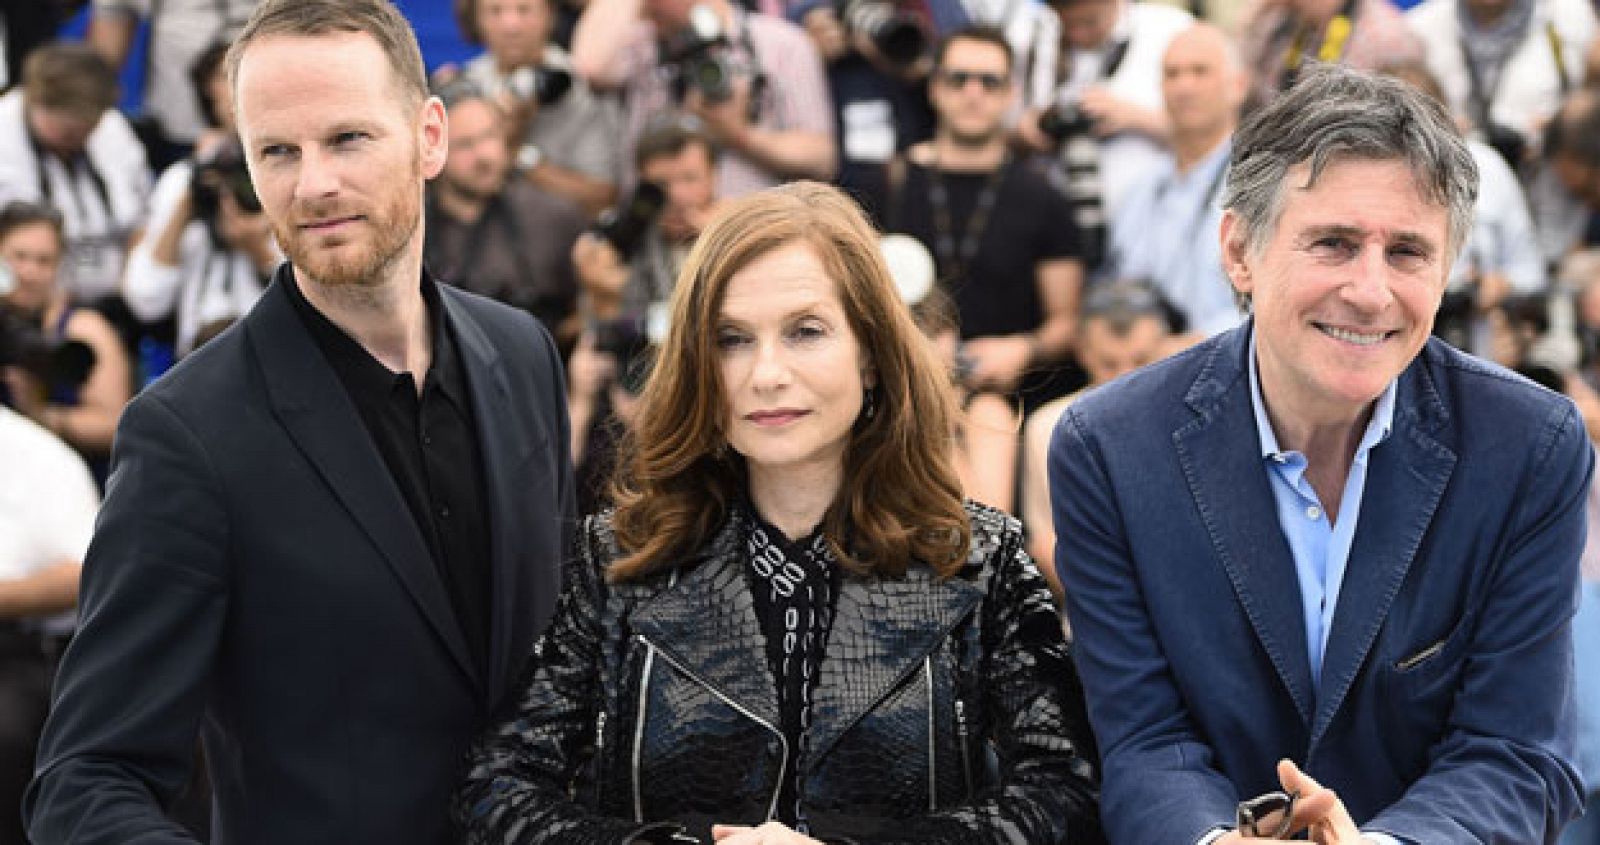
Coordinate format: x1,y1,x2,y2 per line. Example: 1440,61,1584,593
26,129,114,228
1279,0,1357,90
926,151,1009,287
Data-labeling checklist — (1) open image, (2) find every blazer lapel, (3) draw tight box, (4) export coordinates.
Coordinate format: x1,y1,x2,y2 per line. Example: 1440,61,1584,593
440,290,535,700
1173,327,1316,724
630,516,783,730
247,278,479,688
804,567,983,768
1310,356,1455,747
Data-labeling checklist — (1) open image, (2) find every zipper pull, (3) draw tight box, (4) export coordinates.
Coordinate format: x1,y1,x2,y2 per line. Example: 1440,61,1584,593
954,699,969,741
596,711,607,752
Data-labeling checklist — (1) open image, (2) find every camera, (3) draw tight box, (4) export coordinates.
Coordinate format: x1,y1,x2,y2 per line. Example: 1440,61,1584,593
0,301,94,406
1040,102,1107,268
836,0,927,68
664,4,738,105
590,181,667,260
1482,122,1527,170
1036,102,1096,142
506,65,574,107
191,136,261,222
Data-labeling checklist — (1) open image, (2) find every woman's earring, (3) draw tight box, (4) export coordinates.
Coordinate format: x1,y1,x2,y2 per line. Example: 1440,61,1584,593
862,387,877,421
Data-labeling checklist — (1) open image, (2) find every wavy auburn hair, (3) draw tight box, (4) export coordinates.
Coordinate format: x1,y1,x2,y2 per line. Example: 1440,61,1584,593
608,182,970,582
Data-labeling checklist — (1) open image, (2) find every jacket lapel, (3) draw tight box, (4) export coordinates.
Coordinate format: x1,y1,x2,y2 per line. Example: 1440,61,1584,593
804,565,983,768
247,277,479,688
439,289,535,701
1173,326,1316,724
630,515,783,730
1310,352,1455,747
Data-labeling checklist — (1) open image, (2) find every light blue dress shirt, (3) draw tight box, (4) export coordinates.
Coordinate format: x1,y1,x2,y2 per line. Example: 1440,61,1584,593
1248,333,1397,688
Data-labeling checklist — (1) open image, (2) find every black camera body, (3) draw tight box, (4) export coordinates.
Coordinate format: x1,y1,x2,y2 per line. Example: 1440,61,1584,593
191,137,262,223
664,5,738,104
591,181,668,260
836,0,926,68
507,65,574,106
0,301,94,404
1037,102,1096,142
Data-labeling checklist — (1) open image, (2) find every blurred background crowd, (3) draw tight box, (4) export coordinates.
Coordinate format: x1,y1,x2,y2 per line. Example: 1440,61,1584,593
1,0,1600,841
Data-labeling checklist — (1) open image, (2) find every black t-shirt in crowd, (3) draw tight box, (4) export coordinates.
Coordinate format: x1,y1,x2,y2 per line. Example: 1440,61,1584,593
886,155,1082,340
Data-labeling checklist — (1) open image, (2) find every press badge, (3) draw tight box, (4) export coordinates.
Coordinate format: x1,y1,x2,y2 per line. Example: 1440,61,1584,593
842,99,895,163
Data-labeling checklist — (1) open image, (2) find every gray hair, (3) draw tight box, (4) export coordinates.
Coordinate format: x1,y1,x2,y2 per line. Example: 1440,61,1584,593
1223,62,1478,262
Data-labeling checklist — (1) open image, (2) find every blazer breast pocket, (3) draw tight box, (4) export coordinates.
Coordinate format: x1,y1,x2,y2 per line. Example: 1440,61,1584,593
1383,612,1475,707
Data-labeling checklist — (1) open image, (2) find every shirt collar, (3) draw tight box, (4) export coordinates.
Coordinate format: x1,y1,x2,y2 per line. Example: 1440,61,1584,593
281,264,467,409
1248,327,1396,461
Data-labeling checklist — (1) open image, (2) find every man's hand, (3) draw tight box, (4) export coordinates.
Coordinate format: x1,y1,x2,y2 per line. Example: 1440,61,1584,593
1,366,49,425
960,333,1035,392
685,78,754,152
566,333,617,407
1077,87,1164,139
1215,760,1360,844
216,193,279,274
571,233,630,317
801,6,849,62
711,822,824,844
1276,760,1363,844
1015,106,1058,152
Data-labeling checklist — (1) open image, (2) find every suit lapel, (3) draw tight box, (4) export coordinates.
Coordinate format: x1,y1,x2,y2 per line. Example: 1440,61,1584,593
1310,356,1455,747
1173,328,1316,724
630,516,783,730
247,278,479,688
439,289,534,701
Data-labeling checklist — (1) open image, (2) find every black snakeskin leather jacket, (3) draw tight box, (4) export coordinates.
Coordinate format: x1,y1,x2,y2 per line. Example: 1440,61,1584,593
456,501,1104,844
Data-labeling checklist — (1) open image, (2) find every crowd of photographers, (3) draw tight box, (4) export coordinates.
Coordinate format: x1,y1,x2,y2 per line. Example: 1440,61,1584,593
3,0,1600,841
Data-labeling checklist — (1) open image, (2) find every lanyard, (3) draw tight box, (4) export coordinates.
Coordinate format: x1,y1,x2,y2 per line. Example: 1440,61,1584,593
1280,0,1357,89
926,152,1008,287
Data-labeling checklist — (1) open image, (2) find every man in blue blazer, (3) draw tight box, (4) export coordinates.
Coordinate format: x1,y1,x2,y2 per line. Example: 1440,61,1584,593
1051,63,1590,844
25,1,572,842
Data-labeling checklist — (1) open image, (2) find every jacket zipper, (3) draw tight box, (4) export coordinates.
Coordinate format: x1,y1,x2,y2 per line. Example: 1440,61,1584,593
925,657,937,811
594,710,607,803
637,634,790,822
955,697,974,799
633,643,655,823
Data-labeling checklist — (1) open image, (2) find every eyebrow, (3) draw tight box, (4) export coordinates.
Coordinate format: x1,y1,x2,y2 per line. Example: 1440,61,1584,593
717,300,835,327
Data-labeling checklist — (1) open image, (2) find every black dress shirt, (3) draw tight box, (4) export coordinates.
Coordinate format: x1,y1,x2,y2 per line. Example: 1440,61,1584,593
282,268,492,678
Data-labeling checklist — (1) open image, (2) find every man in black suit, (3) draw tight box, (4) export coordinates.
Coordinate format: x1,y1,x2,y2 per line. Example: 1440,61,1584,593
24,1,573,842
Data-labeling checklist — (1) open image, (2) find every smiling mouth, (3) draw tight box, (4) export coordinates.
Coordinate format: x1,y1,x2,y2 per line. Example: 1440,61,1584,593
1316,323,1394,347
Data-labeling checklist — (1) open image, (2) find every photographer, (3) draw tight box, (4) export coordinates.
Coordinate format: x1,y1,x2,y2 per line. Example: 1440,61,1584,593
425,79,588,345
1404,0,1594,171
454,0,624,218
571,0,835,197
1015,0,1192,269
0,201,131,471
123,44,276,357
571,121,722,322
0,401,94,845
792,0,956,220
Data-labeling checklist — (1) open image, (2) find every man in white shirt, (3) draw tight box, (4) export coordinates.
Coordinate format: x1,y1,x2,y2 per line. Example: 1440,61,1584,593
0,406,94,845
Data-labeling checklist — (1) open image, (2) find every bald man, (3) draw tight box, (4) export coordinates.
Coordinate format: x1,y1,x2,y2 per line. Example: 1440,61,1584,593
1102,23,1248,339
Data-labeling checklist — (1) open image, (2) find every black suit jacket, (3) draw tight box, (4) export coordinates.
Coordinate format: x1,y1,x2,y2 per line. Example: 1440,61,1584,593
25,269,573,844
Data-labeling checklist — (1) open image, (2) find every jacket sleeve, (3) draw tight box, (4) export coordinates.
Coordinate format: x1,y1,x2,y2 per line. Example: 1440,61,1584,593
457,517,676,845
23,393,223,844
1362,401,1590,843
854,518,1105,845
1051,405,1242,844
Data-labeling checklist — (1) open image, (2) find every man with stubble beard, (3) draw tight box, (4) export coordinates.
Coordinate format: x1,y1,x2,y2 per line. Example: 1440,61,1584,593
25,1,574,842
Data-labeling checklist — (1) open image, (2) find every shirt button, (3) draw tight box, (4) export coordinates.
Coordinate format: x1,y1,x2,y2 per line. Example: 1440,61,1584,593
438,506,451,519
422,433,433,446
1306,505,1322,520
